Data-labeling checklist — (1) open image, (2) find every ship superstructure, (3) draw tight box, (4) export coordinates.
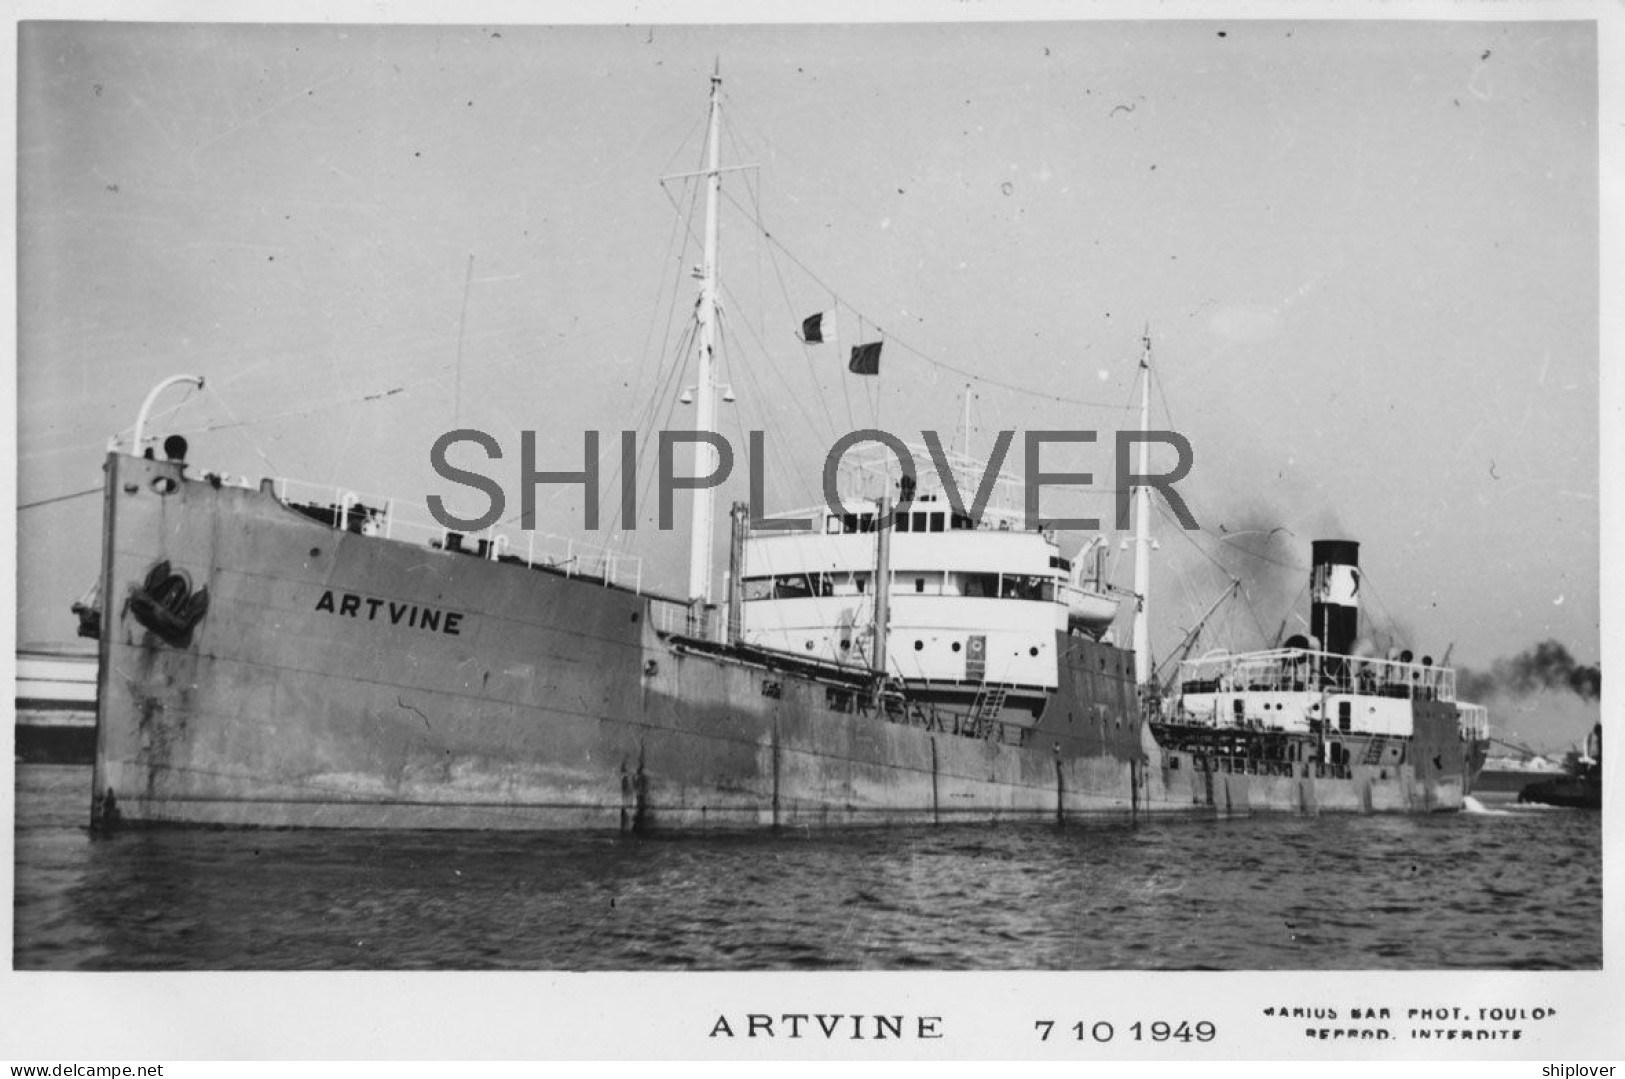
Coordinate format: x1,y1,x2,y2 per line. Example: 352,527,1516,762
740,444,1122,730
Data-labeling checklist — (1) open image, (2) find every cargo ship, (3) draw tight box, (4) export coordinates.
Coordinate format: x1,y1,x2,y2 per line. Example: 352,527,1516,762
1149,539,1491,813
84,72,1486,831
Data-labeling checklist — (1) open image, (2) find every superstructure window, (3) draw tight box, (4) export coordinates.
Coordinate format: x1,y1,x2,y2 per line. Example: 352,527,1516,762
772,574,815,600
961,573,999,598
1000,575,1054,601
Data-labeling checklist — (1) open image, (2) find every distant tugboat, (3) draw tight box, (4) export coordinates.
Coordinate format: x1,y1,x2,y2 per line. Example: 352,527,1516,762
1519,723,1601,809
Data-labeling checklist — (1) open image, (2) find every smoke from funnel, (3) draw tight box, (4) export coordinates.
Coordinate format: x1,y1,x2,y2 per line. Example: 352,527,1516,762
1456,640,1601,702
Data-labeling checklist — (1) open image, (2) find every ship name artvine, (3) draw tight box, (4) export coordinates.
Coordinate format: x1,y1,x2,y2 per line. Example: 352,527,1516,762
315,590,464,635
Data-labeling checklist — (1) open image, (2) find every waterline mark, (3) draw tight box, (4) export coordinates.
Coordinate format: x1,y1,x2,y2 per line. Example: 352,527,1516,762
427,428,1197,533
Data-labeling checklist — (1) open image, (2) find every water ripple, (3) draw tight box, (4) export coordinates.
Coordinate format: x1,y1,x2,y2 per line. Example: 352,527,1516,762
12,764,1602,971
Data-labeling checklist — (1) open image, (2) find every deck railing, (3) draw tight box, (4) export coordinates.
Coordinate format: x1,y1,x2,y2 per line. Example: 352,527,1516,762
268,476,645,593
1178,647,1457,702
647,595,718,640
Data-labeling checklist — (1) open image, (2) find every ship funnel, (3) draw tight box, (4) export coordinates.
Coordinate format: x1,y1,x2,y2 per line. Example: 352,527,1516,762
1309,539,1360,656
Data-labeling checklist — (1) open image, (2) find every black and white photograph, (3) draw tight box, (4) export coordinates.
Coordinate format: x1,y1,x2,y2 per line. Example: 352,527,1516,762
6,1,1619,1064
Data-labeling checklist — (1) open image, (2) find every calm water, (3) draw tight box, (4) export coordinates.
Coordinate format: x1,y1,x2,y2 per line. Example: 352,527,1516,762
13,763,1601,971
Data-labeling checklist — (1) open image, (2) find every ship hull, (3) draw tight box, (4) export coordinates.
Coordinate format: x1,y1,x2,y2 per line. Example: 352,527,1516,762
90,453,1476,829
1150,699,1475,813
91,454,1159,830
1518,776,1600,810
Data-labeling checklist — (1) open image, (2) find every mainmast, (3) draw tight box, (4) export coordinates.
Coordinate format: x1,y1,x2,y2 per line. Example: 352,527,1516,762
873,496,892,680
1132,329,1154,685
687,66,724,605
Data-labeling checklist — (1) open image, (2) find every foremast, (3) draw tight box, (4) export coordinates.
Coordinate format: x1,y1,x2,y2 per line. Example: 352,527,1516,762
1131,329,1154,686
687,66,724,606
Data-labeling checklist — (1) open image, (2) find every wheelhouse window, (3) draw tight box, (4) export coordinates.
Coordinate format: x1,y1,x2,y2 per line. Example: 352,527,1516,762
960,573,1000,598
773,574,814,600
1000,575,1054,601
742,574,834,601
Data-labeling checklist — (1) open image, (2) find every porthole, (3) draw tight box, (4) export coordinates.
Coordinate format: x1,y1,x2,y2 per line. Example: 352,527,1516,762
951,642,962,653
914,640,924,651
1029,646,1039,657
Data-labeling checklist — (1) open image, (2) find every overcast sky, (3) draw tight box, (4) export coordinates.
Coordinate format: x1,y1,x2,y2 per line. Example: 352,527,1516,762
15,17,1603,741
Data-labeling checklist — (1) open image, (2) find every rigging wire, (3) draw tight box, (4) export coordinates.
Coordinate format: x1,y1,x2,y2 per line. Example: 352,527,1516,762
204,384,287,479
596,318,699,539
602,160,710,537
151,384,200,436
720,109,858,439
715,186,1132,411
715,279,837,459
1348,563,1407,651
716,306,816,512
1155,495,1274,648
1151,354,1179,442
616,318,701,539
18,486,101,512
733,151,846,441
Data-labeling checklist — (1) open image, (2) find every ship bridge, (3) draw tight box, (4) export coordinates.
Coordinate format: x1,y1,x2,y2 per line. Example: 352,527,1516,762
739,443,1121,694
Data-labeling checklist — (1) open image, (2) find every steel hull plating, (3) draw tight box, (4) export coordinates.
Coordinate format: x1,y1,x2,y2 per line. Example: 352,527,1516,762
91,454,1154,829
90,453,1476,829
1151,704,1473,814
